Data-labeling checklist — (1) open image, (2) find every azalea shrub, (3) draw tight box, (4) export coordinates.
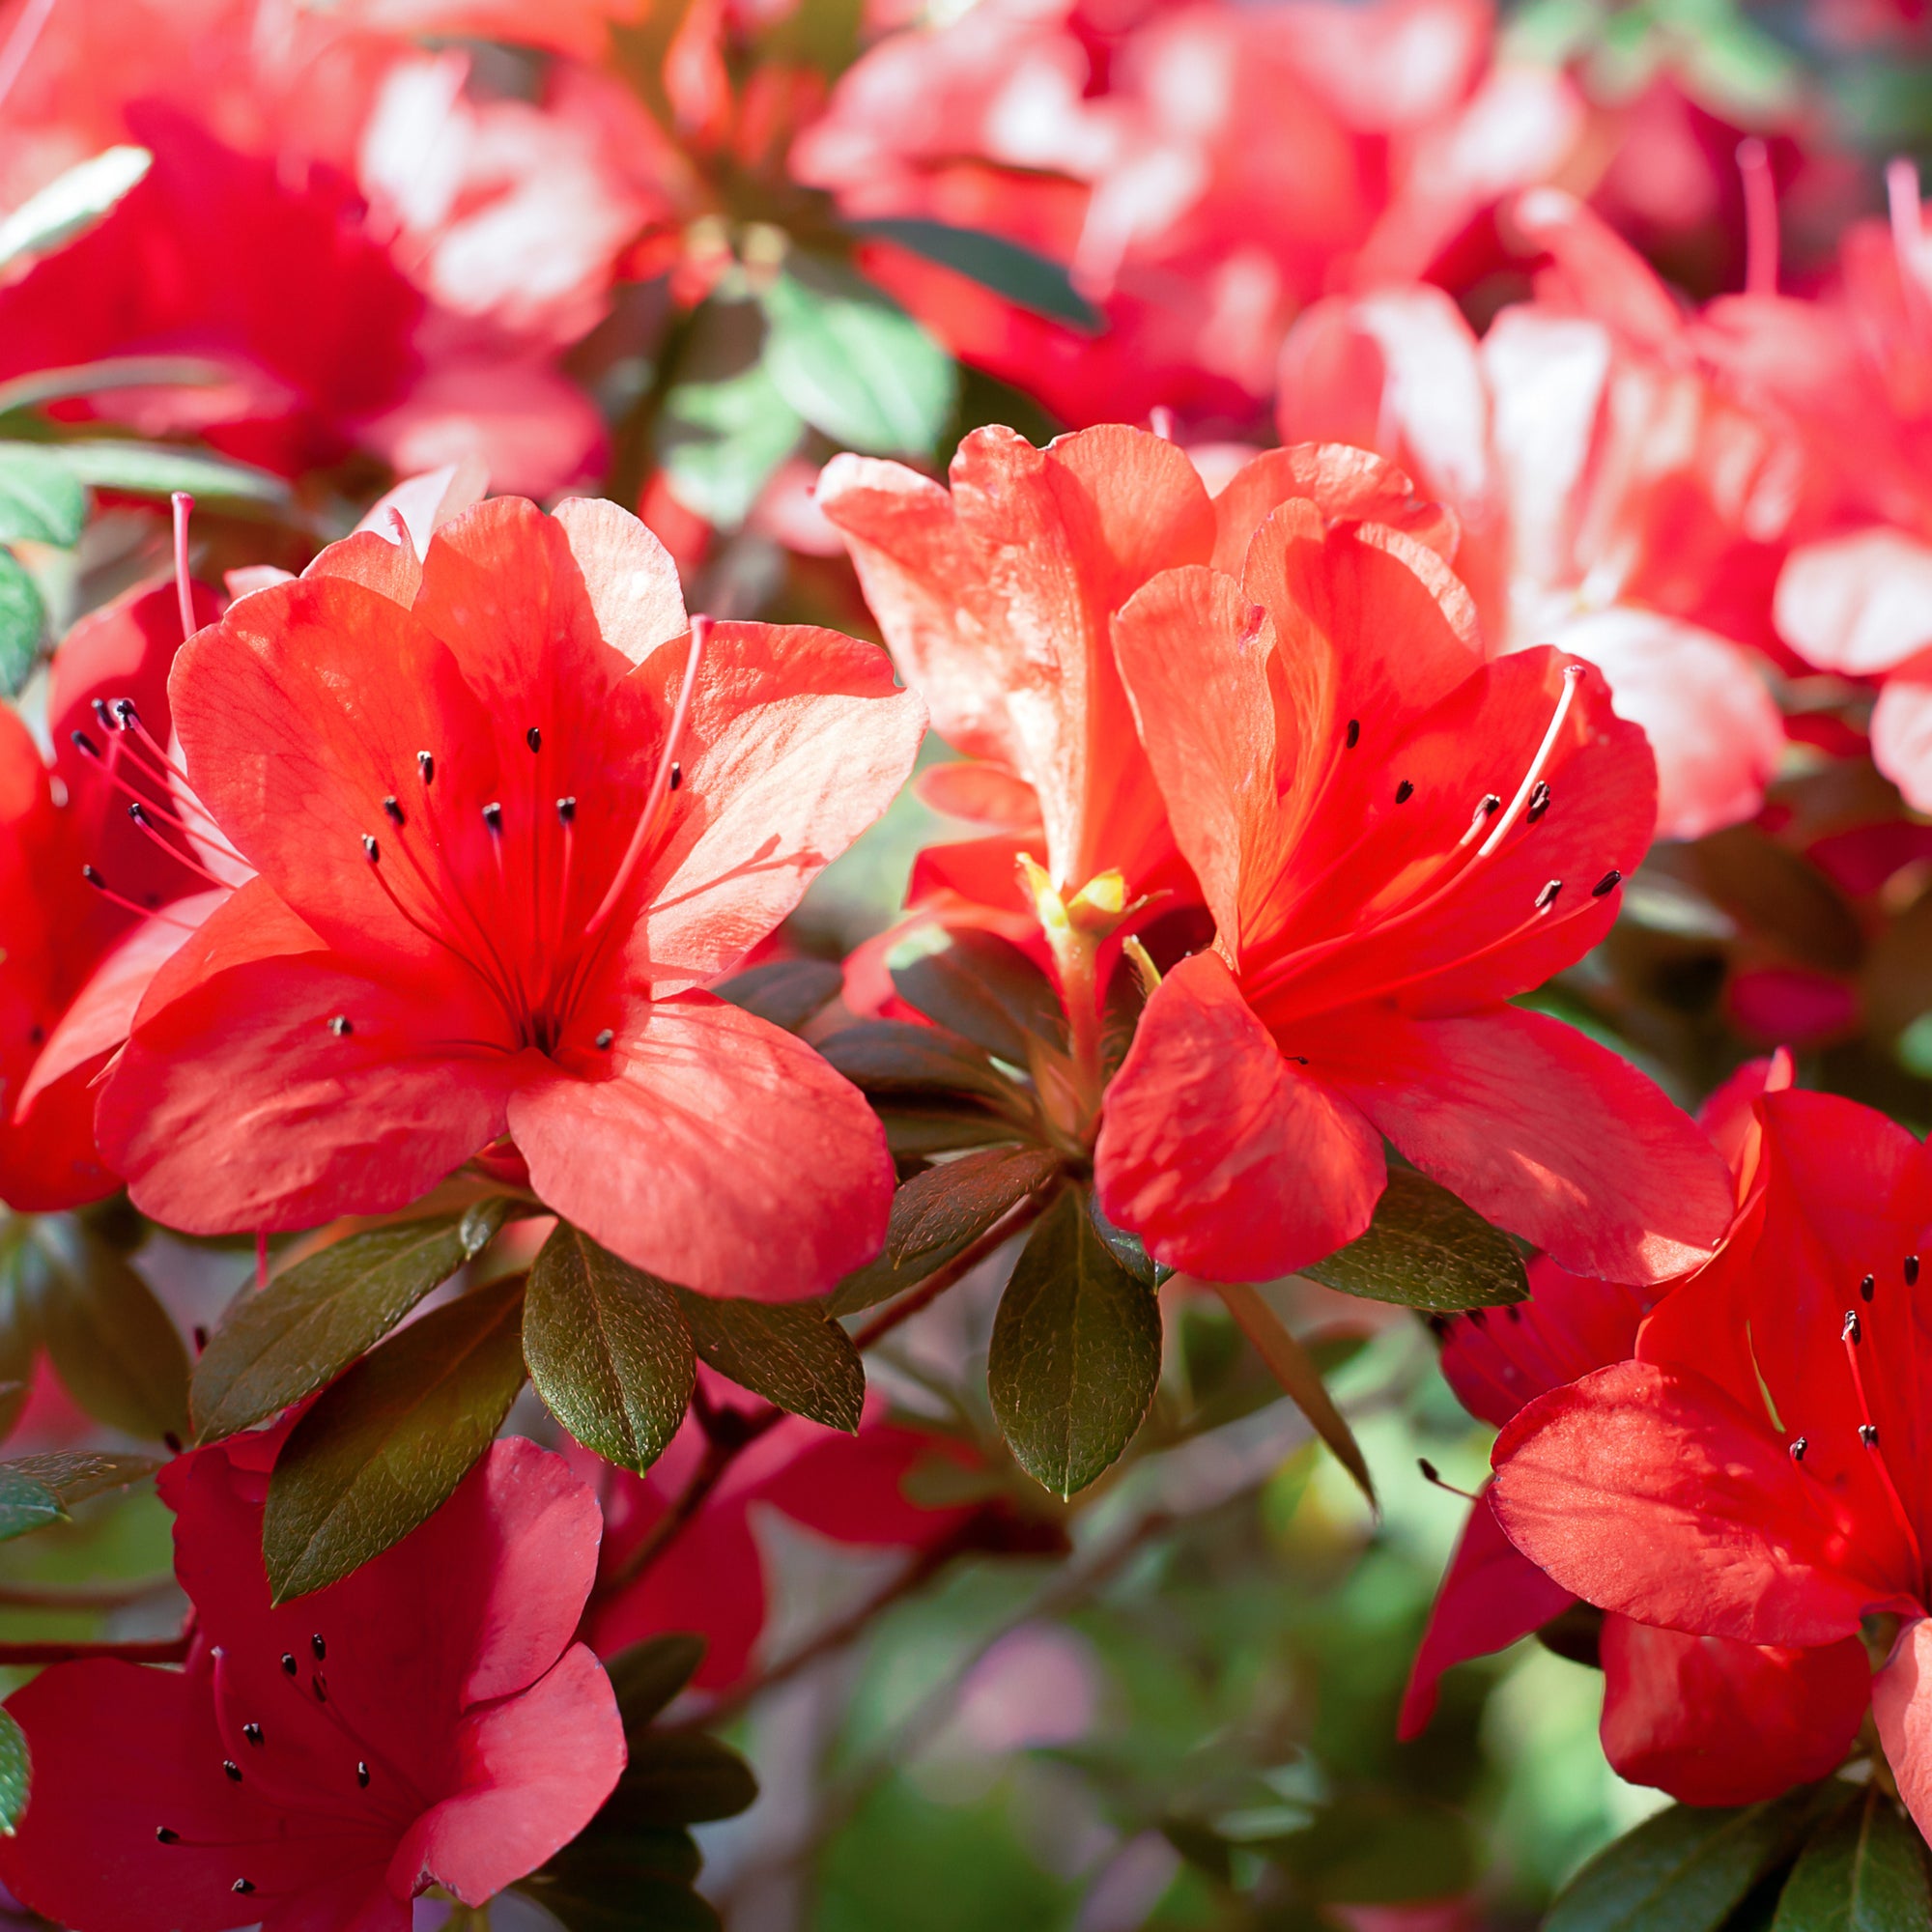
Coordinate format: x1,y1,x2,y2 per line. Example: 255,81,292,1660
14,1,1932,1930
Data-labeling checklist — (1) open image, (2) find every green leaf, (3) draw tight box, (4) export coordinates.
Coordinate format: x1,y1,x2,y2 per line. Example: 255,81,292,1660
0,1450,161,1543
830,1145,1063,1315
0,443,86,545
1773,1788,1930,1932
526,1854,719,1932
1301,1168,1527,1312
987,1187,1162,1497
819,1021,1028,1113
760,257,956,457
48,440,289,507
846,217,1101,330
887,925,1064,1065
0,549,44,696
0,145,151,268
674,1291,864,1432
1264,1793,1475,1905
711,957,844,1034
656,300,804,530
616,1731,761,1826
606,1634,708,1737
1086,1192,1165,1290
191,1202,510,1441
877,1104,1030,1159
263,1275,528,1602
0,1709,28,1836
0,355,232,420
1548,1787,1846,1932
525,1226,695,1475
22,1221,189,1439
0,1466,63,1542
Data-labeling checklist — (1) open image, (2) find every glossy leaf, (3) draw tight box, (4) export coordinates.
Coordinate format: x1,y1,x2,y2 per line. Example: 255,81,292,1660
1772,1789,1930,1932
845,217,1102,329
22,1221,189,1440
0,549,43,696
0,144,150,268
761,257,956,458
820,1020,1028,1111
0,1451,160,1543
675,1291,864,1431
192,1202,509,1441
1301,1168,1528,1312
606,1634,708,1737
831,1145,1063,1316
616,1731,761,1827
263,1275,528,1602
877,1103,1028,1159
525,1226,695,1475
0,444,86,546
48,440,289,507
988,1187,1162,1497
0,1709,27,1836
0,1466,62,1543
712,957,844,1034
0,355,230,419
656,303,803,529
1548,1787,1846,1932
887,925,1063,1065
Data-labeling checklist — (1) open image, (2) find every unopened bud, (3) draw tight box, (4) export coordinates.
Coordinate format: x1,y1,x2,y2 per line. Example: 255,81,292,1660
1066,868,1127,933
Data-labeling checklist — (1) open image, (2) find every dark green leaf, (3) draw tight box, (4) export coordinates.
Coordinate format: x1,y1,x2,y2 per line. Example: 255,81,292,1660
263,1275,528,1602
24,1222,188,1439
846,218,1101,330
887,925,1063,1065
1548,1787,1846,1932
192,1204,509,1441
0,355,231,419
1302,1168,1527,1312
760,257,956,457
607,1634,708,1736
49,440,289,507
525,1226,694,1475
830,1146,1063,1316
0,144,150,267
710,958,843,1033
527,1861,719,1932
0,549,43,696
819,1021,1027,1112
674,1292,863,1432
1086,1192,1165,1289
619,1731,761,1826
0,1450,160,1543
0,443,85,545
1772,1788,1930,1932
987,1187,1162,1497
878,1104,1030,1159
0,1709,28,1836
0,1466,63,1542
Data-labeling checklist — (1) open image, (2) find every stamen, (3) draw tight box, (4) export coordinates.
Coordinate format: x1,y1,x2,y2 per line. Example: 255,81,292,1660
595,1029,614,1050
242,1723,263,1747
79,866,198,928
362,835,379,863
526,726,542,753
112,697,139,731
1394,780,1414,805
1862,1273,1877,1303
1862,1423,1881,1447
328,1016,353,1037
1841,1312,1924,1576
1592,869,1621,897
223,1760,242,1783
583,615,712,938
281,1654,297,1675
1844,1309,1861,1344
1526,781,1551,824
313,1675,327,1703
1535,879,1562,913
1345,719,1360,750
417,751,435,786
556,797,577,824
1415,1458,1479,1502
71,728,99,759
1910,1255,1921,1286
383,796,405,827
312,1634,326,1662
1736,137,1778,298
357,1762,370,1787
669,763,682,792
1789,1435,1806,1462
171,494,197,644
482,803,503,836
1477,667,1583,859
156,1827,179,1843
233,1881,256,1896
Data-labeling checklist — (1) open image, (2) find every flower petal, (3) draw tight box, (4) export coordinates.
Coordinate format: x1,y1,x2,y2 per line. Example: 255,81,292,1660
1875,1619,1932,1843
507,992,894,1300
1094,951,1385,1282
1776,530,1932,676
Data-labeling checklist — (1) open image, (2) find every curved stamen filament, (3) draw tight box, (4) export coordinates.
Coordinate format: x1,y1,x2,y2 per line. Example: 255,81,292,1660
171,493,198,644
1842,1311,1925,1584
1476,666,1584,860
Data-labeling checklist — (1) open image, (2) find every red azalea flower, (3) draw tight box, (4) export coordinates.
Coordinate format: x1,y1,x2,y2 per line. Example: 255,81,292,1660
0,108,603,494
0,1433,624,1931
1492,1087,1932,1827
97,495,924,1299
1092,469,1736,1284
582,1395,987,1690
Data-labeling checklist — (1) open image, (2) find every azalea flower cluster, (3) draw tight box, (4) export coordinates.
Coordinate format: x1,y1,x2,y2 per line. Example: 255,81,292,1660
6,0,1932,1925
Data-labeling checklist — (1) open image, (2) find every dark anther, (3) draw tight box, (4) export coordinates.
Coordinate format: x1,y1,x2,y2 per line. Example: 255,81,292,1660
223,1760,242,1783
281,1653,297,1676
669,762,682,791
233,1880,256,1896
383,796,405,827
526,726,542,753
1592,869,1622,897
70,729,99,758
242,1723,263,1747
556,796,577,825
1345,719,1360,750
112,698,139,729
1417,1458,1439,1483
482,802,503,835
92,697,112,728
1862,1273,1876,1302
1466,1309,1488,1328
1526,780,1551,823
311,1634,326,1661
128,800,151,827
1862,1423,1881,1447
417,751,435,785
595,1029,614,1050
82,865,105,889
1290,1055,1309,1065
156,1827,179,1844
163,1431,182,1455
1535,879,1563,912
356,1761,371,1788
328,1016,353,1037
1844,1309,1862,1344
1425,1315,1449,1339
1506,1304,1522,1322
1478,793,1502,817
1394,780,1414,805
192,1325,208,1352
1911,1255,1922,1287
1790,1436,1807,1462
361,834,379,863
